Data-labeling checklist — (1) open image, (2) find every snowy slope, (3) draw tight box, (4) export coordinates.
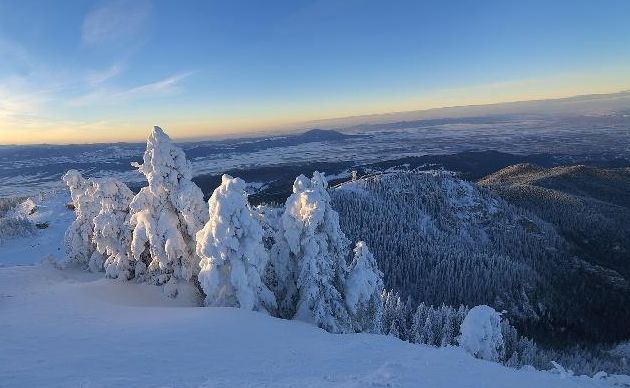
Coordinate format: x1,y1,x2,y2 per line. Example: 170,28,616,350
1,191,628,387
0,263,623,388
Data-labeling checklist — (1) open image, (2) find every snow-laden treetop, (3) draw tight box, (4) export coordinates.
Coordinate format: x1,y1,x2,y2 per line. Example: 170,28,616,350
135,126,194,195
283,171,340,255
197,174,259,262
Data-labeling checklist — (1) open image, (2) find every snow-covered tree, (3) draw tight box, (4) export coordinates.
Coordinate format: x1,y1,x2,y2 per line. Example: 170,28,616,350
196,174,276,311
62,170,103,271
273,172,352,333
345,241,384,333
256,204,297,317
92,178,135,280
129,126,208,296
458,305,504,361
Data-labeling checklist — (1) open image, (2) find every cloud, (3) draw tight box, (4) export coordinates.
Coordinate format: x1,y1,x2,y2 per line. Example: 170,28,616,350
82,0,152,46
84,63,123,86
118,72,191,96
0,38,34,70
69,72,192,106
0,74,52,121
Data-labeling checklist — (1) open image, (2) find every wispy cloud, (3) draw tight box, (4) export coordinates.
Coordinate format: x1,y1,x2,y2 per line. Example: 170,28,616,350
84,63,123,86
82,0,152,46
0,73,54,123
0,38,34,70
69,72,192,106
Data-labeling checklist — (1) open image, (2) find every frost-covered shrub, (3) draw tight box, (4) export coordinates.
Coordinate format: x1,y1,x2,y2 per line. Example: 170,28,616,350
92,178,135,280
0,215,35,245
345,241,384,333
196,175,276,311
0,197,36,245
271,172,352,333
0,197,24,214
129,126,208,296
63,170,104,271
458,305,504,361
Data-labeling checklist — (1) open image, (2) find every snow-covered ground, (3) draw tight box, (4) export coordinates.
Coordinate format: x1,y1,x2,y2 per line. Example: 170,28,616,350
0,193,628,387
1,263,621,387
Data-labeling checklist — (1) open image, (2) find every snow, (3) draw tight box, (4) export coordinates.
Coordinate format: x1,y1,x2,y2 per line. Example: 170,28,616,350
62,170,107,271
128,126,208,293
345,241,384,333
0,263,617,387
278,172,353,333
92,178,135,279
196,174,275,311
0,187,626,387
458,305,504,362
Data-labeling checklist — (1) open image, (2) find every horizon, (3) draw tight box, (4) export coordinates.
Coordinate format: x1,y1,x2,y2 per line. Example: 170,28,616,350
1,0,630,144
2,88,629,147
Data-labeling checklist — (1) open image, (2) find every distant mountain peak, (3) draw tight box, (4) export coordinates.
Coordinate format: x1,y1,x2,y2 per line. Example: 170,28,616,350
298,128,350,140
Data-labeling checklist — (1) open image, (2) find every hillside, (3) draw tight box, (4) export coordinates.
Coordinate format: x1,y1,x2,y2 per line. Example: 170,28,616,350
331,172,630,344
479,165,630,288
479,164,630,207
1,176,629,386
0,263,625,387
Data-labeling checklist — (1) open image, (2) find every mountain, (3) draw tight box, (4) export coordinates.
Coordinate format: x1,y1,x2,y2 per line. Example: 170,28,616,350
331,171,630,345
307,90,630,129
362,150,557,180
296,128,353,141
479,164,630,208
479,164,630,297
1,192,621,386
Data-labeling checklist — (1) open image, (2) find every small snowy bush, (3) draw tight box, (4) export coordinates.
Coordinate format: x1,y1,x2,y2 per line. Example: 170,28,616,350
196,174,276,311
458,305,504,361
0,197,36,245
0,215,35,245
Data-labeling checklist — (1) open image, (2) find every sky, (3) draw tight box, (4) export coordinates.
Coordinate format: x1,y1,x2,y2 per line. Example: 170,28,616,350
1,0,630,144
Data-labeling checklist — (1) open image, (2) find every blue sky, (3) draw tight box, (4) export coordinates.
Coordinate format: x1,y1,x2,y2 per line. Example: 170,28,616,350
1,0,629,144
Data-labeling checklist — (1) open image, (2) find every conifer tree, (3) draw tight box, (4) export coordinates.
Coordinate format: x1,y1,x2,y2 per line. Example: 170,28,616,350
196,175,276,311
128,126,208,296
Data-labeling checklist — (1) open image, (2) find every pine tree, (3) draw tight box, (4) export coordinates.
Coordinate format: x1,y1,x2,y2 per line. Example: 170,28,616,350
381,290,400,336
345,241,384,333
277,172,352,333
440,304,455,346
128,126,208,296
196,174,276,312
422,309,437,346
266,230,298,319
62,170,103,271
92,178,135,280
410,303,428,344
